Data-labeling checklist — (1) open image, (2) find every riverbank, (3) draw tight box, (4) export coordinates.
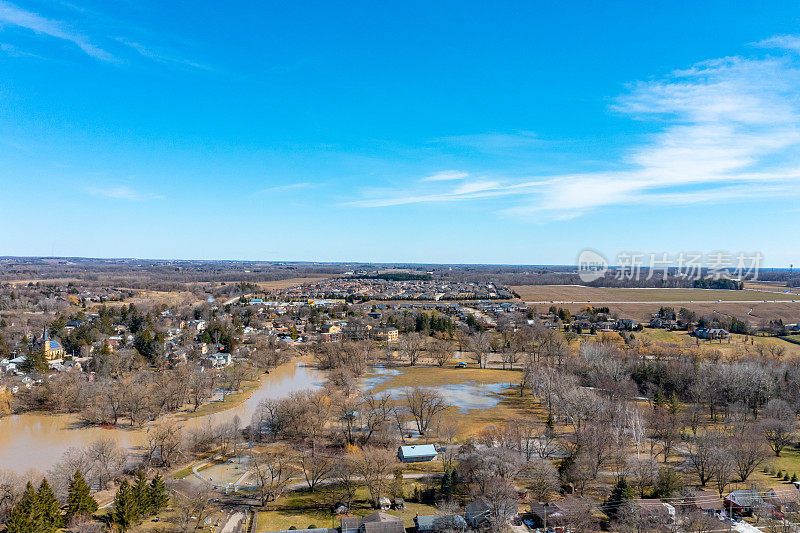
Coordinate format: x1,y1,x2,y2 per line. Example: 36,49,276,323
0,357,325,475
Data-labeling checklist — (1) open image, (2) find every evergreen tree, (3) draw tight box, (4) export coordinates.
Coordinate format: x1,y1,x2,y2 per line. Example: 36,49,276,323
36,478,61,531
131,471,149,520
66,470,98,520
7,481,41,533
112,480,138,531
148,474,169,515
603,477,634,519
439,469,452,500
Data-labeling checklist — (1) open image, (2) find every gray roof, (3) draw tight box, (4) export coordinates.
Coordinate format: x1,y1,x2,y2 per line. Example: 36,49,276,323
414,514,466,532
466,498,491,516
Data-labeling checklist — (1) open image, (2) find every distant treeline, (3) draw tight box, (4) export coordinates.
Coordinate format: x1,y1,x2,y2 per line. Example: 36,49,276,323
693,278,743,290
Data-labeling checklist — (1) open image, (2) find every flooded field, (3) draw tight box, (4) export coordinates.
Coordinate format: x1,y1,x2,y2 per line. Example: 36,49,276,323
371,379,511,412
0,360,325,475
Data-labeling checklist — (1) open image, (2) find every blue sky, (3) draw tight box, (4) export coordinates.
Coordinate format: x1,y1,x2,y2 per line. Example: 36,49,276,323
1,1,800,265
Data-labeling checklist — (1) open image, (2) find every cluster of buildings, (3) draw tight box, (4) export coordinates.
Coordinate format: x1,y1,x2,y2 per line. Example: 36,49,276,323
266,277,514,301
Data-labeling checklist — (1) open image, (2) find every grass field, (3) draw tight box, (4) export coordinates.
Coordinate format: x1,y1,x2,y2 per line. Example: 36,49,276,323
366,364,539,441
632,329,800,358
512,285,800,323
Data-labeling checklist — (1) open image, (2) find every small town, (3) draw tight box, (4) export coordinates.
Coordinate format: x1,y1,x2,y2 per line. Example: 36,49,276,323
3,1,800,531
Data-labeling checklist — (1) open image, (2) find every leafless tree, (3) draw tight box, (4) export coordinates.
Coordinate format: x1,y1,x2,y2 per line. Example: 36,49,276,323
398,333,425,366
300,451,334,491
404,386,448,436
250,447,296,507
85,438,125,491
348,446,397,508
467,332,491,369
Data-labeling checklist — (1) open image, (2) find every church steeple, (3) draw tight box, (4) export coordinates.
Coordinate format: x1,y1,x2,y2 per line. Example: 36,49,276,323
42,325,49,342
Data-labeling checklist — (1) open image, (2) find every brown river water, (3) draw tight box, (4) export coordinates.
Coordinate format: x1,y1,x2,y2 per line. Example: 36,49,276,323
0,360,325,475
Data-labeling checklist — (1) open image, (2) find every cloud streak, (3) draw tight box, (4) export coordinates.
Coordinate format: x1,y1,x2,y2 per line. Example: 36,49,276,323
349,39,800,219
87,186,163,201
0,0,112,60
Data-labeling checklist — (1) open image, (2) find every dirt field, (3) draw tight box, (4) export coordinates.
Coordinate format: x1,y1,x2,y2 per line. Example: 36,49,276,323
255,276,330,290
513,285,800,323
512,285,799,302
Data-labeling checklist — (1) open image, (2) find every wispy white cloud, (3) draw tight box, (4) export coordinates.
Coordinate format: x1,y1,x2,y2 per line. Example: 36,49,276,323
0,41,41,58
254,182,315,196
349,42,800,219
87,186,163,201
421,170,468,182
754,34,800,54
115,38,211,71
0,0,112,61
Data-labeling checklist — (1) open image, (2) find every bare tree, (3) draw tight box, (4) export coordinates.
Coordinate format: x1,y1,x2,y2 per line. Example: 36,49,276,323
521,458,560,502
300,452,334,491
398,333,425,366
430,340,454,367
85,438,125,491
467,332,491,369
173,484,215,533
404,386,448,436
761,399,797,457
250,447,296,507
349,447,397,508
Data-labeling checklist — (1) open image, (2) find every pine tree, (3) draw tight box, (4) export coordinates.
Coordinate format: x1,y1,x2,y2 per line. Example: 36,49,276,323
604,477,635,519
113,480,138,531
66,470,98,520
439,469,452,500
148,474,169,515
36,478,61,531
131,471,149,520
7,481,41,533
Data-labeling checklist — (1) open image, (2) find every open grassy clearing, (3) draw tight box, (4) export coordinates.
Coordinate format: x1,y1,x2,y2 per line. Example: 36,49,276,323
744,281,800,294
369,365,521,393
512,285,800,302
634,329,800,358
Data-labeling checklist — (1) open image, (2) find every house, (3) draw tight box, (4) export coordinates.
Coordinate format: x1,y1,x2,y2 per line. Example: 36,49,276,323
355,512,404,533
398,444,437,463
725,489,764,515
617,318,639,331
694,327,730,340
530,498,589,529
465,498,492,528
367,312,382,320
414,514,466,533
633,499,675,526
378,497,391,511
649,317,677,330
202,352,232,368
689,489,724,515
373,327,398,344
765,488,800,514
